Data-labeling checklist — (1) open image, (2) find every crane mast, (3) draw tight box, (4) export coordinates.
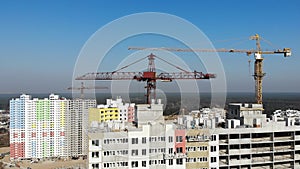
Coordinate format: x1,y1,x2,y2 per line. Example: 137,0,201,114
128,34,291,104
251,34,264,104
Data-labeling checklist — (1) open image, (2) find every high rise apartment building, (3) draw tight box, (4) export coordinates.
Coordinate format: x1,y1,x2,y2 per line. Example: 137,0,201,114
9,94,96,160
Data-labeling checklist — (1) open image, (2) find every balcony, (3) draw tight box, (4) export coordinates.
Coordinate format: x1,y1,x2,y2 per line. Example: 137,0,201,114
252,166,271,169
230,159,251,165
226,149,251,155
252,157,271,164
252,137,272,142
228,138,251,144
274,146,293,152
219,140,228,144
274,163,292,169
274,155,292,162
219,159,228,166
186,137,209,142
240,149,251,154
252,147,272,153
219,149,227,155
274,136,293,142
163,153,187,159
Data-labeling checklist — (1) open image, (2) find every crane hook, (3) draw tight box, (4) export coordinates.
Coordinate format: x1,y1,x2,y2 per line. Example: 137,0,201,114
248,59,251,76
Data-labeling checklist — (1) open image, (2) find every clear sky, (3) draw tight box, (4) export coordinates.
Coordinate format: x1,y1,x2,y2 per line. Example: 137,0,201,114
0,0,299,94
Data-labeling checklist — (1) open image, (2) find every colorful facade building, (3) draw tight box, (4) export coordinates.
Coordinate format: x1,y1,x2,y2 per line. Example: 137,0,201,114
9,94,96,160
89,97,135,124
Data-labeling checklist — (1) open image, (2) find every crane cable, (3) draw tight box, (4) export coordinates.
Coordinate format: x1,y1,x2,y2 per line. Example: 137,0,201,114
111,56,148,73
155,55,190,73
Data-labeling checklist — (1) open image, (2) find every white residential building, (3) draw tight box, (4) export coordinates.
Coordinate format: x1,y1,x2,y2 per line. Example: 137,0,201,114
88,101,300,169
88,100,185,169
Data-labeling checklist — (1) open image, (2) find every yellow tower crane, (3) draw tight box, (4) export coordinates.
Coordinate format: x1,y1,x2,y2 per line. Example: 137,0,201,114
128,34,291,104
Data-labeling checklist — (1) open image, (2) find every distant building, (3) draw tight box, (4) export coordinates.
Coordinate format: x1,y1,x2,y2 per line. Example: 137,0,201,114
67,99,97,157
9,94,96,160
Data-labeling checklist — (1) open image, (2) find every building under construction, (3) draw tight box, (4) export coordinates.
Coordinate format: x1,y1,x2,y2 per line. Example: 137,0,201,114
88,101,300,169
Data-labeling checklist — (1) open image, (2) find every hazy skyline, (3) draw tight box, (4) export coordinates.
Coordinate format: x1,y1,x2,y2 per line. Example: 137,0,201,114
1,0,299,94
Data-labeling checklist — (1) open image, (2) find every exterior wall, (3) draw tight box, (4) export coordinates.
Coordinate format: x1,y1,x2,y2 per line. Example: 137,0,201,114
174,129,186,154
10,94,28,159
136,103,164,127
89,107,120,124
127,105,135,123
185,129,209,169
208,134,219,169
88,123,182,169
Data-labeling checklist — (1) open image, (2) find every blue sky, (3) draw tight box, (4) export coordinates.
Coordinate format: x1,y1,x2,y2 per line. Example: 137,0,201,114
0,0,299,94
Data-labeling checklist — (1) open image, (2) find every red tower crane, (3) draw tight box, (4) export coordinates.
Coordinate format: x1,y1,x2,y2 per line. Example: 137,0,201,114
76,53,215,104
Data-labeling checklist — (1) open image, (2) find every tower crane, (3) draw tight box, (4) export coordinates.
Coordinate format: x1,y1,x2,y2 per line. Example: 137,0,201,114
128,34,291,104
76,53,215,104
67,82,108,99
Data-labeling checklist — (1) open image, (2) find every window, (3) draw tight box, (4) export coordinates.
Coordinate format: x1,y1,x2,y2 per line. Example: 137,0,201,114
131,161,138,168
142,149,146,155
142,137,146,144
168,159,173,165
92,140,99,146
176,147,183,153
150,149,157,153
168,136,173,142
169,148,173,154
211,135,217,141
176,136,183,142
211,157,217,163
142,161,146,167
159,136,165,141
210,146,216,152
92,151,99,158
176,158,183,165
92,163,99,168
132,138,138,144
131,149,138,156
149,137,157,142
